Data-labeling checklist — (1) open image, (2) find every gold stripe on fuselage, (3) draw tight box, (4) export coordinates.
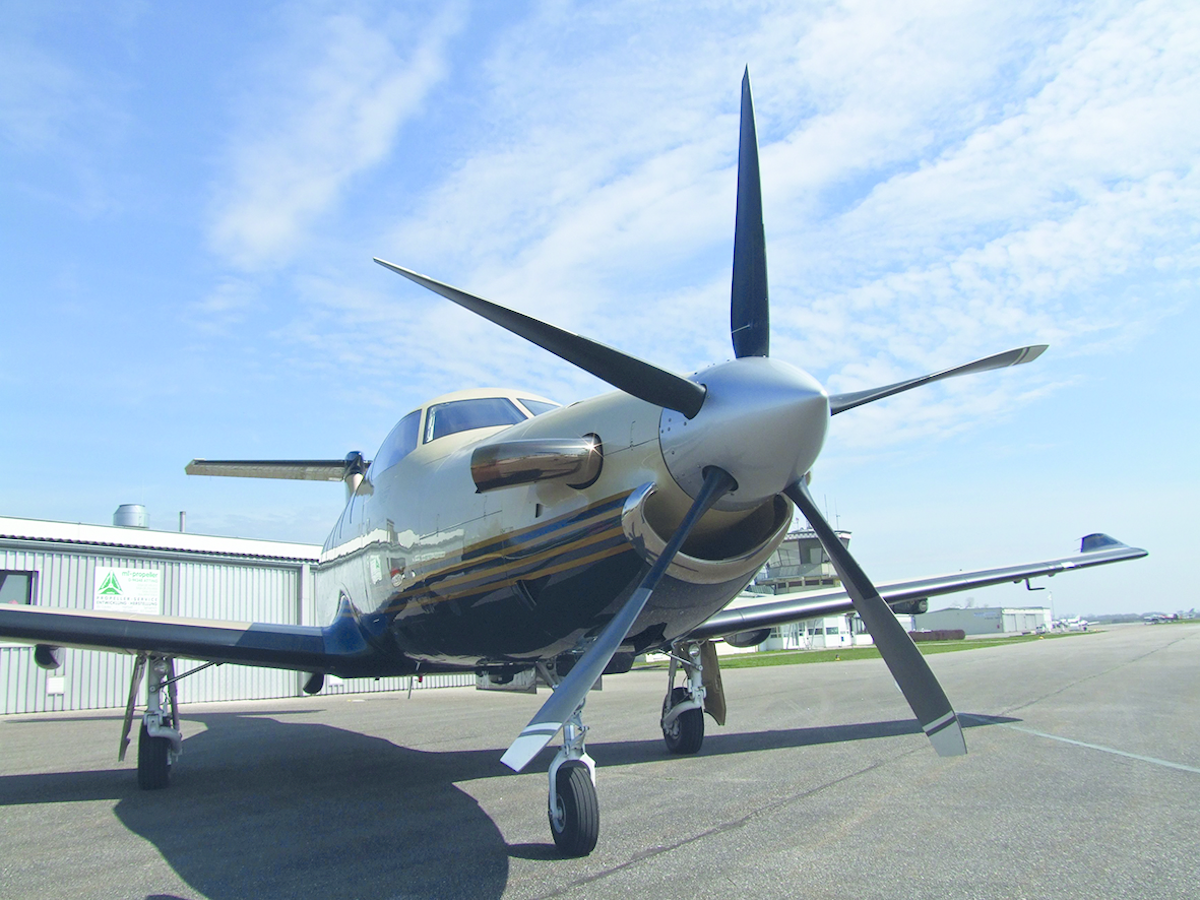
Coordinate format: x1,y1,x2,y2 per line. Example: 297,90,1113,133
385,493,636,614
397,540,636,612
401,492,630,586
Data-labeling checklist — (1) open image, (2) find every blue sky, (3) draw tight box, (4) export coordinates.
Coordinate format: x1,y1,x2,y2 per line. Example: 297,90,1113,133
2,1,1195,616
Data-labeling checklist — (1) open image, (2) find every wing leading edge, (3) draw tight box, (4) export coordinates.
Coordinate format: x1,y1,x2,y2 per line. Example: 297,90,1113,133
0,599,414,679
690,533,1147,642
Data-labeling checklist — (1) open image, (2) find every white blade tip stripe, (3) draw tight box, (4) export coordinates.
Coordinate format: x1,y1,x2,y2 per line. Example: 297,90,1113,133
500,728,562,772
923,712,957,736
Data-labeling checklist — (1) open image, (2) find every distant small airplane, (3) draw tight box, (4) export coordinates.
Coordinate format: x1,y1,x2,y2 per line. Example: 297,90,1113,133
0,70,1146,856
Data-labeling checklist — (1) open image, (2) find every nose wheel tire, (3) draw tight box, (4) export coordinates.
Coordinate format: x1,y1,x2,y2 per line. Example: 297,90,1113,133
549,761,599,857
137,723,172,790
662,686,705,755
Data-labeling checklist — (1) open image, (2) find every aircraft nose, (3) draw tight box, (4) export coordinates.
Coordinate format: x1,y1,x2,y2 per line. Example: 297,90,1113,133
658,357,829,510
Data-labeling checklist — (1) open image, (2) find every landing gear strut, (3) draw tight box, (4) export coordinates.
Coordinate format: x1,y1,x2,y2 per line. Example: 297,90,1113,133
539,663,599,856
661,643,706,754
119,654,184,789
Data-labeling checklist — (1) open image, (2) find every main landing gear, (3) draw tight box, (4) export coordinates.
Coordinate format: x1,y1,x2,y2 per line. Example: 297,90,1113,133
660,639,726,755
119,655,183,789
538,663,599,856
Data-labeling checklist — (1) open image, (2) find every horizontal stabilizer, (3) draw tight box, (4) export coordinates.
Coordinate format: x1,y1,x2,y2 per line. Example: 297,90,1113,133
186,453,368,483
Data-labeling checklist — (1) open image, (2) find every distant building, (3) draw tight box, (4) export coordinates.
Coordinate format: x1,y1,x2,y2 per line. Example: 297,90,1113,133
913,606,1050,636
727,528,911,651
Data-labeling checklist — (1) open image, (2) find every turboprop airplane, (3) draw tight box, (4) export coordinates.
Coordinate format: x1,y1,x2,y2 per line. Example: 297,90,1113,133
0,71,1146,857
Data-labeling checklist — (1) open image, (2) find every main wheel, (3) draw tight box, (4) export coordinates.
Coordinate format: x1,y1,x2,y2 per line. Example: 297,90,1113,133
137,723,171,790
662,686,705,755
549,762,599,857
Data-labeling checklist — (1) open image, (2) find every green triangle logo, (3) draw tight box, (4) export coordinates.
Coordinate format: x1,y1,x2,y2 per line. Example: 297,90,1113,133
98,572,122,595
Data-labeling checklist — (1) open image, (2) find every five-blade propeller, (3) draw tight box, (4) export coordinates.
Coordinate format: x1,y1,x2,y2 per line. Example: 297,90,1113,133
378,69,1053,766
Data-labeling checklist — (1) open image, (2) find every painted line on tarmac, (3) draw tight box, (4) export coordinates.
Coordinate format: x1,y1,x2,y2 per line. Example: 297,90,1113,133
1001,723,1200,775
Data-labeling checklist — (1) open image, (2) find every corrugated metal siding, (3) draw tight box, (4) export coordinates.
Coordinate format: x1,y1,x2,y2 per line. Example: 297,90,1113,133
171,562,299,703
2,535,473,715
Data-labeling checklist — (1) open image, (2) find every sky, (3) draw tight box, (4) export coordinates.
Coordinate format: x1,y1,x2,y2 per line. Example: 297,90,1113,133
2,0,1196,617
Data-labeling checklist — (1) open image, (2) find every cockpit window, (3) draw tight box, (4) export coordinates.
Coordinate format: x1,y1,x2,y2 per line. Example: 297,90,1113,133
371,409,421,475
424,397,526,443
519,398,559,417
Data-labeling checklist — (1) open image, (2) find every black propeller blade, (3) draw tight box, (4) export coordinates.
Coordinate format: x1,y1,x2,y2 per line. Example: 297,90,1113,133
375,259,707,419
784,479,967,757
730,68,770,360
501,466,737,772
828,345,1048,415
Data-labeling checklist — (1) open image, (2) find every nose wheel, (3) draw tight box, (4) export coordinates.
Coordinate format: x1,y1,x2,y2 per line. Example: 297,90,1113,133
544,701,599,856
549,760,599,856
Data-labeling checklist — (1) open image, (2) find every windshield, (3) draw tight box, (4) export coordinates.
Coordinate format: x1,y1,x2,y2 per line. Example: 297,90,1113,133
519,398,560,417
371,409,421,475
424,397,526,443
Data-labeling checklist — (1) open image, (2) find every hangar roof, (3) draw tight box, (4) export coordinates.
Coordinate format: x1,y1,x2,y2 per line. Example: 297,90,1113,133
0,515,320,562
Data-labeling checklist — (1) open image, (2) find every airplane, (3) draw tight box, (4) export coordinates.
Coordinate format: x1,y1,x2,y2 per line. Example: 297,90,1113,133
0,70,1146,857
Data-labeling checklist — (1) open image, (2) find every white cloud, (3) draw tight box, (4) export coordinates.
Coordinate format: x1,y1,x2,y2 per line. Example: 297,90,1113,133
287,0,1198,455
208,4,465,269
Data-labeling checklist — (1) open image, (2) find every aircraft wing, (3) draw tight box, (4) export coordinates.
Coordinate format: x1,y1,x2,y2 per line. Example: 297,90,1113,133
689,533,1147,641
0,600,407,678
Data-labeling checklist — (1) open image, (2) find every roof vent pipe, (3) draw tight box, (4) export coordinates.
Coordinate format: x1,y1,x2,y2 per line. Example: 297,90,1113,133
113,504,148,529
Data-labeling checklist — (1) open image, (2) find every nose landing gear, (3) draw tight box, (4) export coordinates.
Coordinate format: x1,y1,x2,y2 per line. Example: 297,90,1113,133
119,655,183,789
533,657,600,856
547,705,599,856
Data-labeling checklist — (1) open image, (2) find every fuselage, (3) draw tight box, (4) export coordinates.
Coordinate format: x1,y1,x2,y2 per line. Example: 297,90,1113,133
315,358,828,673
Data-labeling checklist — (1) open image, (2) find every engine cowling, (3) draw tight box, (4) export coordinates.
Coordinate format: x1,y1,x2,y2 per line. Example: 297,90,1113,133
621,482,791,585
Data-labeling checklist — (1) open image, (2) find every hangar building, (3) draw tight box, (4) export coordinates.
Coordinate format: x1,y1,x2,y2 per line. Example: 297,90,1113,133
913,605,1051,636
0,512,470,715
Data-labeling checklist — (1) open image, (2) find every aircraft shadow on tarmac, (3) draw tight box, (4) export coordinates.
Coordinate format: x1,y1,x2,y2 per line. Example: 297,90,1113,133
0,710,1016,898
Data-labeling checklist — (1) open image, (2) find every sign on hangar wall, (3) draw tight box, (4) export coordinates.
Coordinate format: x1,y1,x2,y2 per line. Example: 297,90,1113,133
94,567,161,615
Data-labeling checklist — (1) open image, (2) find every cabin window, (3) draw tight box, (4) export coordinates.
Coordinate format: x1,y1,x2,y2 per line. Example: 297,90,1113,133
371,409,421,475
424,397,526,443
0,571,35,605
518,398,559,417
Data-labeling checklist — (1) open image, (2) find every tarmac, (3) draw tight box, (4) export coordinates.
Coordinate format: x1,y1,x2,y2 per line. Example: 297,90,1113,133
1,622,1197,900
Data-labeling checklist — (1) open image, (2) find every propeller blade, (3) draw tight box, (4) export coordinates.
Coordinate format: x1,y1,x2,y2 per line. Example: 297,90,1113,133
375,259,707,419
730,68,770,360
784,480,967,757
501,467,737,772
828,345,1047,415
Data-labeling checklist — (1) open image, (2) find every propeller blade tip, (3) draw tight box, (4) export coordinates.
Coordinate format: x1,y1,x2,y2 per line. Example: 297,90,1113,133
925,714,968,757
500,726,560,772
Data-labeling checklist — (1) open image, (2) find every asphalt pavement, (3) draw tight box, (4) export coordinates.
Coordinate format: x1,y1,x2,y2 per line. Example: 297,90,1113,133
2,623,1197,899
